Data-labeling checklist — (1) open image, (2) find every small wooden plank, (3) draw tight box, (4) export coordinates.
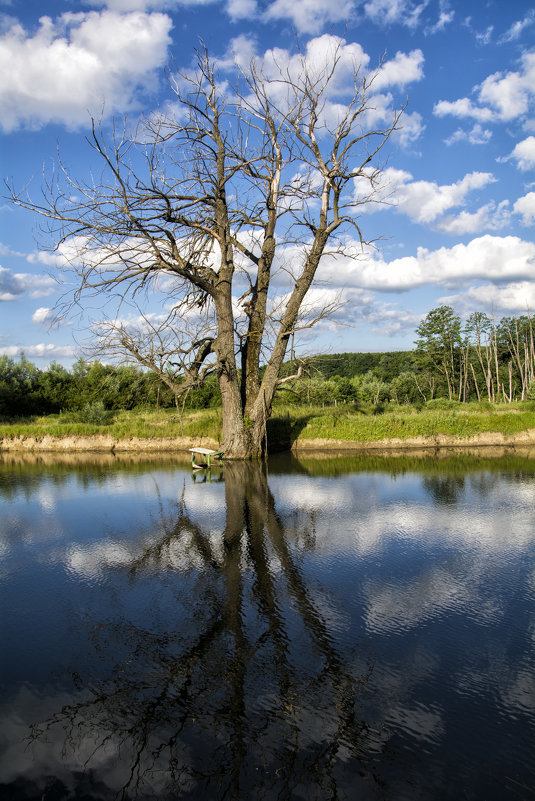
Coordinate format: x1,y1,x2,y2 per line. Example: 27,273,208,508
189,448,220,455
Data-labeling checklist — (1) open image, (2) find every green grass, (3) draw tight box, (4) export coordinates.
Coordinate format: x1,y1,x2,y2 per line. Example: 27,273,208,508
268,402,535,444
1,402,535,448
0,408,223,442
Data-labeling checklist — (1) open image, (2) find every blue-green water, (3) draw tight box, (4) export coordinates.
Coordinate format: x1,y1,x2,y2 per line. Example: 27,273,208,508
1,451,534,800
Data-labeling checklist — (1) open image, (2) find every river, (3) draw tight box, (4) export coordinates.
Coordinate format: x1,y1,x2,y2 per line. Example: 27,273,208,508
1,450,534,800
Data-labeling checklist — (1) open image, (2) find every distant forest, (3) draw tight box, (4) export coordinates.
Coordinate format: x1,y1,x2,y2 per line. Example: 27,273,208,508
1,306,534,418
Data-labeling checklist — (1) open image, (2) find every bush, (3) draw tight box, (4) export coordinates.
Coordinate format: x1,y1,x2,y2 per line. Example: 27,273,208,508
76,401,115,425
426,398,459,411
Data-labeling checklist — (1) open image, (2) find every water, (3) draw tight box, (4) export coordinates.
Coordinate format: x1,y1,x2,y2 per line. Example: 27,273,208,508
1,450,534,800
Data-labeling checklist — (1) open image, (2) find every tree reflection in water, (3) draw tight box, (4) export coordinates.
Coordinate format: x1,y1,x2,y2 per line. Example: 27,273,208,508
29,462,384,800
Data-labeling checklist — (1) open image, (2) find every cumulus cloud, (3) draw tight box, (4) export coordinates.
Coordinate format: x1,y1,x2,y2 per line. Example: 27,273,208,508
0,266,57,301
0,242,26,259
226,0,257,20
0,344,77,359
263,0,354,33
396,111,425,146
316,235,535,292
219,35,423,143
444,123,492,146
434,51,535,124
363,0,428,29
93,0,214,8
435,201,510,235
362,303,421,337
31,307,66,328
0,11,173,131
513,192,535,226
434,97,494,123
370,49,424,89
355,167,496,227
440,281,535,314
503,136,535,171
225,34,369,93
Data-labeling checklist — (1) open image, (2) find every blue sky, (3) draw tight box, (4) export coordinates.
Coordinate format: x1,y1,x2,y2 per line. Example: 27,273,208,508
1,0,534,366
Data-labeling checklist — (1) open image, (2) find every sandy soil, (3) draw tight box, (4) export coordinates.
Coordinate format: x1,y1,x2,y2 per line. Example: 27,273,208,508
0,434,219,452
290,429,535,452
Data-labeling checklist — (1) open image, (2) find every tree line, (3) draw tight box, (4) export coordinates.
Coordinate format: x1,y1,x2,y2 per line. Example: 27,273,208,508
0,356,221,419
272,306,535,408
1,307,534,419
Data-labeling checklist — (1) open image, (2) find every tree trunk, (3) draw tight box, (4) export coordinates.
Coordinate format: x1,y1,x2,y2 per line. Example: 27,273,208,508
470,362,481,402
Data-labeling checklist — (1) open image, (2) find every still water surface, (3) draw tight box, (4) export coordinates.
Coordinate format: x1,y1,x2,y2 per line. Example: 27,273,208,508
1,450,534,800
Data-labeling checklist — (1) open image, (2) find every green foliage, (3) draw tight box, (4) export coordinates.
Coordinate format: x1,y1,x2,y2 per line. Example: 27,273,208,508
426,398,460,411
77,401,115,425
415,306,462,354
1,305,533,423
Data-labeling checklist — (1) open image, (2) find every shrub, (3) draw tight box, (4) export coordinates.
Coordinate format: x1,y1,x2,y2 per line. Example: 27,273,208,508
77,401,114,425
426,398,459,411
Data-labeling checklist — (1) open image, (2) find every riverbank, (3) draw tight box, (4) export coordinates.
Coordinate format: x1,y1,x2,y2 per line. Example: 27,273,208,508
1,404,535,454
1,429,535,454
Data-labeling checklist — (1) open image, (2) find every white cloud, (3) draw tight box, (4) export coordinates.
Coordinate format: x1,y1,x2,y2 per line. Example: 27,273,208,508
475,25,493,45
434,51,535,125
444,123,492,146
0,344,77,359
0,266,57,301
363,0,428,29
396,111,425,146
226,0,257,20
479,56,534,121
513,192,535,226
435,201,510,235
0,11,172,132
504,136,535,171
0,242,26,259
316,235,535,292
263,0,355,34
425,1,454,35
355,167,496,226
373,49,424,90
83,0,215,11
434,97,494,123
398,172,495,224
225,34,423,95
363,303,421,336
32,307,58,326
219,35,422,144
499,10,535,43
440,281,535,314
245,34,370,92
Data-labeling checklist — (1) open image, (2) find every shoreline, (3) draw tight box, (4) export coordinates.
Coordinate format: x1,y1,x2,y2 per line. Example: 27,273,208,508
1,429,535,455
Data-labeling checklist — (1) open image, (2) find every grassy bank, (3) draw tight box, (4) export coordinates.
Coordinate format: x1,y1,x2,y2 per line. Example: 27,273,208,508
268,401,535,446
0,408,223,442
1,402,535,451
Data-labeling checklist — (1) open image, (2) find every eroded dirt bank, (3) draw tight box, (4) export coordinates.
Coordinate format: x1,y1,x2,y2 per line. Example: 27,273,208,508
1,429,535,454
290,429,535,452
0,435,220,452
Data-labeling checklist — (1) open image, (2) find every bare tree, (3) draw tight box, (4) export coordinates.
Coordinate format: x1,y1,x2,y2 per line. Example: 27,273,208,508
9,44,403,458
88,306,217,429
